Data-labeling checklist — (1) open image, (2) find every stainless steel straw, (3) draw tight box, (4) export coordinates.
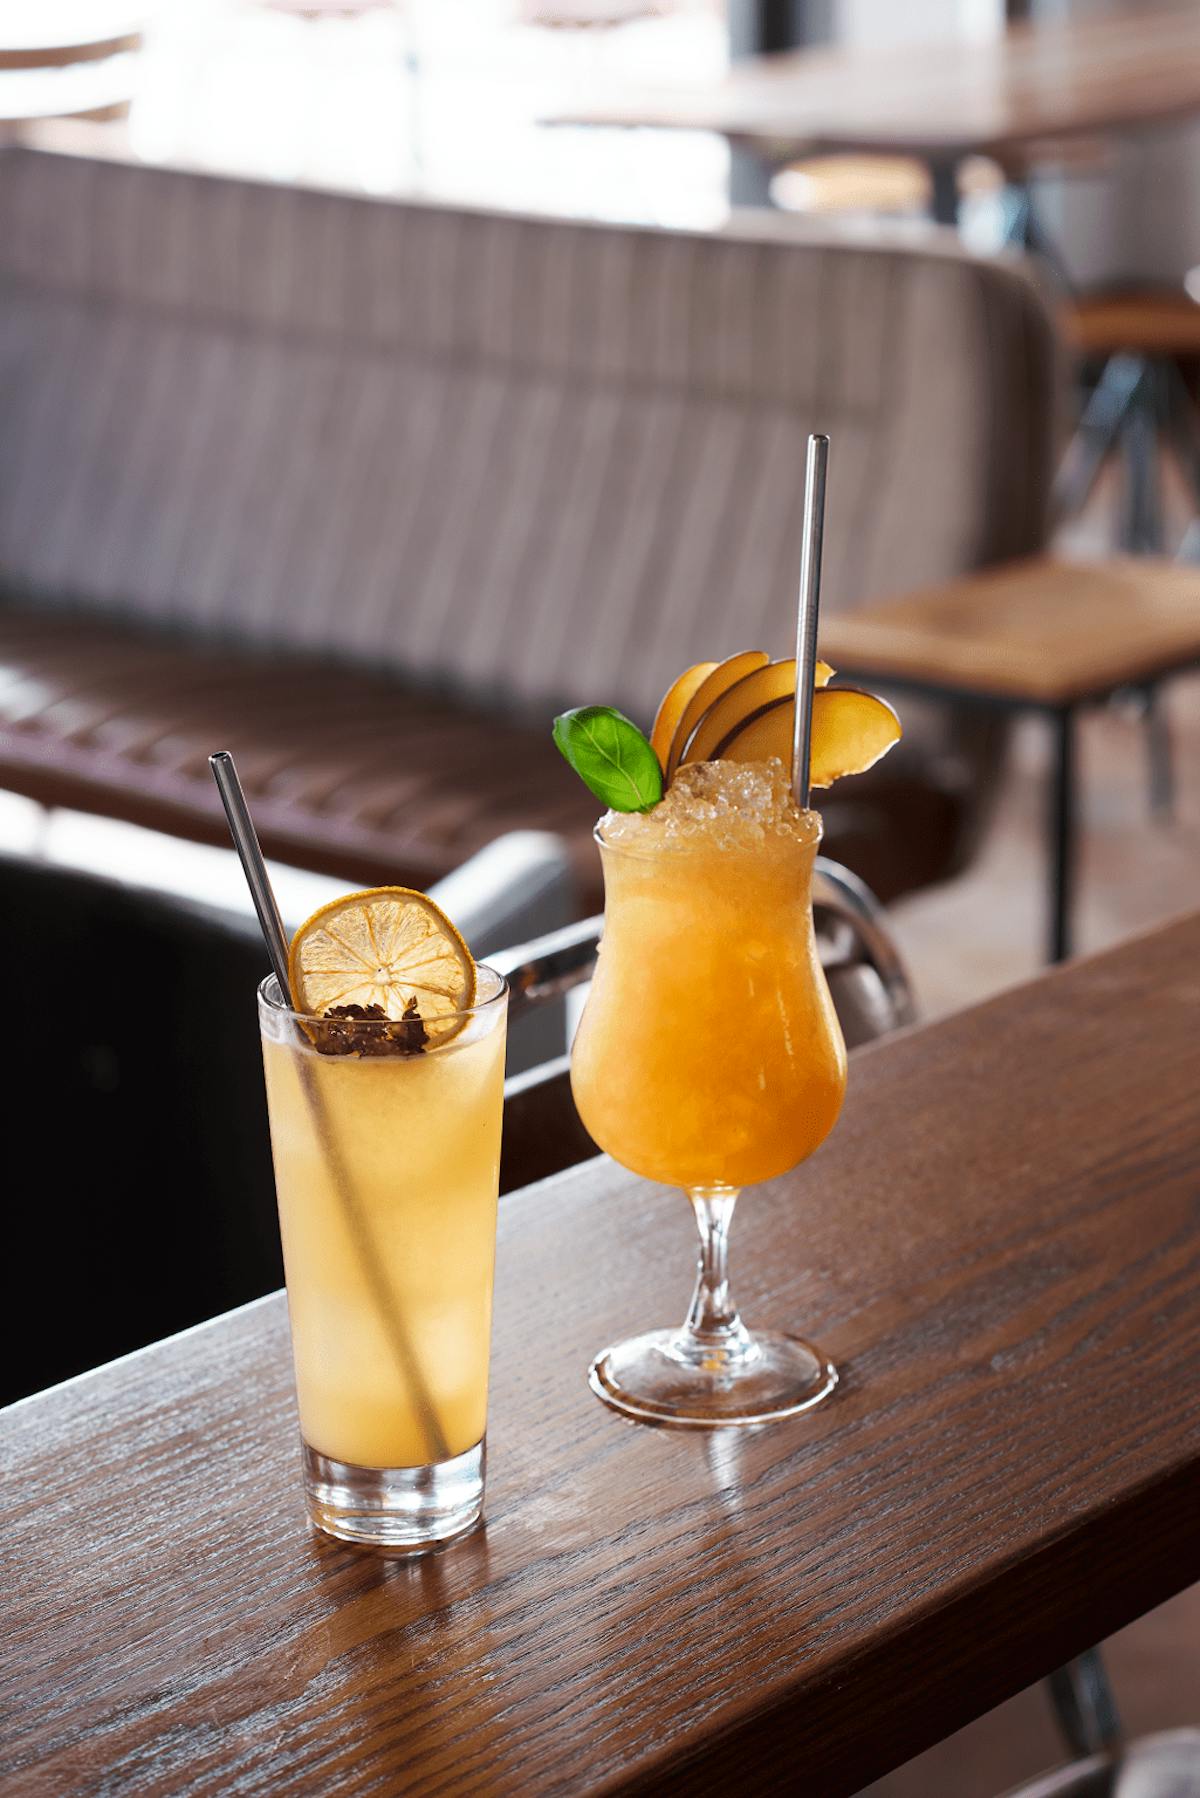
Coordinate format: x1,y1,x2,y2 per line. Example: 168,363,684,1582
209,750,291,1000
791,432,830,810
208,748,450,1462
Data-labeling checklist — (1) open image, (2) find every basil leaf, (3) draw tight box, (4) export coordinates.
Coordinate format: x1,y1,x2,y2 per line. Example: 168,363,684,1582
552,706,663,812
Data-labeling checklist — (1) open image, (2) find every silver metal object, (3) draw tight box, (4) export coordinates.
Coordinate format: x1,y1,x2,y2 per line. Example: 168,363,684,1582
491,915,606,1018
810,858,917,1030
209,750,292,999
792,431,830,811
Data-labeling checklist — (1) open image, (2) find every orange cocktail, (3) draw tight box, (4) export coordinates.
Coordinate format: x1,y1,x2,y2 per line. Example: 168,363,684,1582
572,763,845,1193
554,636,900,1428
571,759,848,1427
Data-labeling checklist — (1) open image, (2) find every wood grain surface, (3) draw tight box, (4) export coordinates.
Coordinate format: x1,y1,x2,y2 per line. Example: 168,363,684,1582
818,556,1200,707
549,7,1200,162
4,915,1200,1796
1064,291,1200,359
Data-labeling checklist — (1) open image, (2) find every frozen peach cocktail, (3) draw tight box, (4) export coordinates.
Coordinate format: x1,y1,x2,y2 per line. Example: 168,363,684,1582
555,653,900,1427
571,760,845,1193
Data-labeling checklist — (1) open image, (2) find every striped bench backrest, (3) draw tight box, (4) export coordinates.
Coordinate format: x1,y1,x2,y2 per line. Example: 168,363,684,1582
0,147,1057,724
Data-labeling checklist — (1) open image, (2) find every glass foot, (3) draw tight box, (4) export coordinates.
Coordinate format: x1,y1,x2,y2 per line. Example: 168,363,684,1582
589,1328,837,1428
303,1439,484,1549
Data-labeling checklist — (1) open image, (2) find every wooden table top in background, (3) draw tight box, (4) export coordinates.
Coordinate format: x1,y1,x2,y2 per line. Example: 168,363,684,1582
4,915,1200,1796
548,6,1200,163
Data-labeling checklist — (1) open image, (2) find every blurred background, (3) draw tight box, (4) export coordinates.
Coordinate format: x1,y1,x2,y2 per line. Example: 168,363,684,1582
1,5,1198,1788
2,0,1197,1018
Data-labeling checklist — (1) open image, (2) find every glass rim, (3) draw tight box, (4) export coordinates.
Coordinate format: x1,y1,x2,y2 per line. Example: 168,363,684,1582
593,808,823,858
257,962,507,1027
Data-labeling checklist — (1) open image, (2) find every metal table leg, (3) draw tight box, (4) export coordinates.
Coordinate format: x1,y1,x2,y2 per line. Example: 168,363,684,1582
728,0,834,210
1048,706,1077,964
729,0,834,57
927,155,963,226
729,147,776,207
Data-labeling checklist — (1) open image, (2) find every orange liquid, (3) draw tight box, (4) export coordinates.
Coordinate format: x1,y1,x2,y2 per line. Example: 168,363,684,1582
571,813,846,1191
261,1013,505,1469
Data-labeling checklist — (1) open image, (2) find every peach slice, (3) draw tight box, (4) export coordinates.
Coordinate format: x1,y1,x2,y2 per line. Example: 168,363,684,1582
665,650,770,781
708,685,901,788
677,657,835,768
649,661,717,774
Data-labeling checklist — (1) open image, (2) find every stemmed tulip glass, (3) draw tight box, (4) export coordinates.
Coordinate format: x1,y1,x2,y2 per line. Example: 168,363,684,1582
570,767,847,1427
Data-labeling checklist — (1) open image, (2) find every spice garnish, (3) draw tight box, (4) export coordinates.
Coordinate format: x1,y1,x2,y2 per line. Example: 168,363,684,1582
312,999,429,1057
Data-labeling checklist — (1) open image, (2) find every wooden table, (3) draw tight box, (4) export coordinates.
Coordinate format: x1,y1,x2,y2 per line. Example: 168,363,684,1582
5,916,1200,1795
821,555,1200,964
548,5,1200,222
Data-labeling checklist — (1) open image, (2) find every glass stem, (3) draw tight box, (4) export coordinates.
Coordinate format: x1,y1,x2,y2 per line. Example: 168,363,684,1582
678,1187,756,1370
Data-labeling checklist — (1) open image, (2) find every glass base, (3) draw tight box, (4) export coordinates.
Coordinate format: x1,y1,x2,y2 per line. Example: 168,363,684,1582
302,1439,484,1549
589,1328,837,1428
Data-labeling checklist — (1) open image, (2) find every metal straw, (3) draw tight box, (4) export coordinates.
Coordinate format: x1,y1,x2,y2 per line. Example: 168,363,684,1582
208,749,450,1464
791,433,830,810
210,750,291,1000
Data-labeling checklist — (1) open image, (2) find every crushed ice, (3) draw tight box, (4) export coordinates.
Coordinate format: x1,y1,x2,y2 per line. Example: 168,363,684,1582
600,758,817,852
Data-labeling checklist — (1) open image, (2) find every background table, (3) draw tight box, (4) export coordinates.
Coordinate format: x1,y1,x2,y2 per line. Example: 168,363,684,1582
4,915,1200,1795
549,6,1200,221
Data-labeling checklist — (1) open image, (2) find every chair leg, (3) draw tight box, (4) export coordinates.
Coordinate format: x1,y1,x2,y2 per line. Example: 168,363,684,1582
926,154,962,225
1116,364,1176,818
1046,1647,1124,1760
1053,354,1144,525
1118,361,1166,554
1164,356,1200,521
1000,182,1075,292
1057,353,1178,818
1047,707,1076,965
1139,682,1175,821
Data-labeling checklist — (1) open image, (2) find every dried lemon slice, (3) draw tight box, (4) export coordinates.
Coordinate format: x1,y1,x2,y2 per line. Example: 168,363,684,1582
288,887,476,1042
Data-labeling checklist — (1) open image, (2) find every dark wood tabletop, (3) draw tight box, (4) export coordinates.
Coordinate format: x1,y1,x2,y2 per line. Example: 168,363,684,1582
548,6,1200,164
5,914,1200,1796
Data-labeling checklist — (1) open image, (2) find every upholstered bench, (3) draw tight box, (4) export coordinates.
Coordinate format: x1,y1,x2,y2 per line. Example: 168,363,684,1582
0,604,599,897
0,146,1058,905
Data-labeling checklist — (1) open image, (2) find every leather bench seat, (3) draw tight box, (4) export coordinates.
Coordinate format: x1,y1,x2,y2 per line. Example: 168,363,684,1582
0,604,970,910
0,605,604,903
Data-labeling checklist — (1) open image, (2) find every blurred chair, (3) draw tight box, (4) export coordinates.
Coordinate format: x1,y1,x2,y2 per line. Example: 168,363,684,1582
1057,288,1200,556
1054,284,1200,818
0,146,1057,911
